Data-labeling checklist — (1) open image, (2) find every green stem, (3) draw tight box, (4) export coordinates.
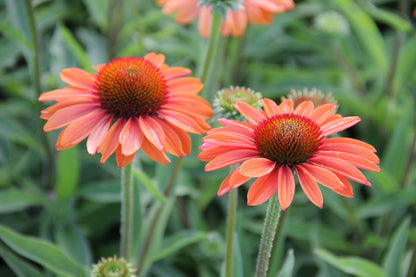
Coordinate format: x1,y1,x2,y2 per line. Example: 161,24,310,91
225,188,238,277
255,194,284,277
406,239,416,277
201,10,222,100
24,0,55,189
120,162,134,260
136,158,183,276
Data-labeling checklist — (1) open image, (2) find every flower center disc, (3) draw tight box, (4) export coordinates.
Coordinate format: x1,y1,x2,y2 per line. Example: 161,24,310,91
96,57,167,118
254,114,322,165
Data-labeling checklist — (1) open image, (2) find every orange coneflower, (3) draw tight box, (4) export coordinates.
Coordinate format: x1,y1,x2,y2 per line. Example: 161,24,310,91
199,99,379,209
157,0,295,37
40,53,213,168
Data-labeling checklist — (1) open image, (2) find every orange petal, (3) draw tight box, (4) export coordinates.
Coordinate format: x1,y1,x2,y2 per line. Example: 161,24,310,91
162,67,192,81
205,149,259,171
139,116,165,151
158,109,206,134
60,68,96,90
277,165,295,210
323,137,377,152
233,102,266,125
86,114,113,155
141,138,170,165
158,119,191,157
308,104,336,125
119,117,144,156
300,163,345,189
295,165,323,208
167,98,213,118
262,98,281,116
320,116,361,137
116,146,136,168
217,118,255,132
247,170,279,206
229,165,251,189
239,158,276,177
40,98,97,119
199,145,256,161
167,77,204,95
203,133,253,145
294,101,314,116
198,6,212,38
279,99,294,114
39,86,98,102
43,103,101,131
98,118,125,163
316,150,380,172
207,125,254,138
320,141,379,163
310,154,369,185
56,110,106,150
144,52,166,68
332,175,354,197
218,171,233,196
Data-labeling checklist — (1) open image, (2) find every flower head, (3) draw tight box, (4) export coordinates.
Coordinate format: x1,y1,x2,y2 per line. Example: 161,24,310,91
91,256,135,277
40,53,213,168
283,88,337,110
199,99,380,209
157,0,295,37
213,86,262,120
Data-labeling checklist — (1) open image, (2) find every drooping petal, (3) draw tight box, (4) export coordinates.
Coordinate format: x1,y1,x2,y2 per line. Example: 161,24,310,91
144,52,165,68
198,145,257,161
207,125,254,138
162,67,192,80
158,119,191,156
309,154,370,185
332,174,354,197
202,133,253,145
308,104,337,125
115,146,136,168
167,77,204,95
98,118,125,163
323,137,377,152
262,98,281,116
247,169,279,206
119,117,144,156
295,165,323,208
43,103,101,131
205,150,260,171
158,109,207,134
86,113,114,155
56,110,106,150
299,163,345,189
229,165,251,189
217,118,255,132
239,158,276,177
320,116,361,137
40,98,98,119
233,102,266,124
320,141,379,162
139,116,165,151
277,165,295,210
60,68,97,90
39,86,98,102
316,150,380,172
167,97,213,118
141,138,171,165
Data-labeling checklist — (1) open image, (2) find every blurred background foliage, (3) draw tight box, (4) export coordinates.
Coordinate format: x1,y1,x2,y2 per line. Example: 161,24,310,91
0,0,415,276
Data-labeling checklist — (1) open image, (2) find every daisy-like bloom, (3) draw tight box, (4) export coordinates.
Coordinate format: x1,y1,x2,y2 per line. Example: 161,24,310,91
199,99,380,209
39,53,213,168
283,88,337,110
157,0,295,37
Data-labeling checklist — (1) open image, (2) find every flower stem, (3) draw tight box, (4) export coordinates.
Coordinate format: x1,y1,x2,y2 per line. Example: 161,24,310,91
225,188,238,277
24,0,55,189
201,10,222,100
136,158,183,276
255,194,284,277
120,162,134,260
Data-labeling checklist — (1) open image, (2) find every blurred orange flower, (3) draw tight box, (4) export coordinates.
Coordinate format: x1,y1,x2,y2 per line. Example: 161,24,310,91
199,99,379,209
157,0,295,37
40,53,213,168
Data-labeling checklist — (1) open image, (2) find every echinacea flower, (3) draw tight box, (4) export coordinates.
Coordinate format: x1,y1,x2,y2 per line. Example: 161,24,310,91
199,99,380,209
157,0,295,37
39,53,213,168
283,88,337,110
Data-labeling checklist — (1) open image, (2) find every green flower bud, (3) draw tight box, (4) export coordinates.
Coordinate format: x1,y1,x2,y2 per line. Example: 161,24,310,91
198,0,244,19
91,256,136,277
314,11,350,36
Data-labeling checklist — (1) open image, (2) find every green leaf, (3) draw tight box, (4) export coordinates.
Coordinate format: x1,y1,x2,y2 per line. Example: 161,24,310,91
381,102,414,181
365,5,412,32
79,181,120,203
81,0,110,32
0,225,87,277
133,168,166,203
58,24,92,71
277,249,295,277
0,113,41,151
393,34,416,95
315,248,386,277
4,0,31,46
0,243,45,277
55,223,92,267
0,188,42,214
383,218,410,277
147,230,206,263
334,0,388,74
56,147,80,201
0,23,32,53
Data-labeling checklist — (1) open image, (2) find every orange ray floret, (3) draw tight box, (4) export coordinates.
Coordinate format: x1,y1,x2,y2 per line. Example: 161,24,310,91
157,0,295,37
199,98,379,209
39,53,213,168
